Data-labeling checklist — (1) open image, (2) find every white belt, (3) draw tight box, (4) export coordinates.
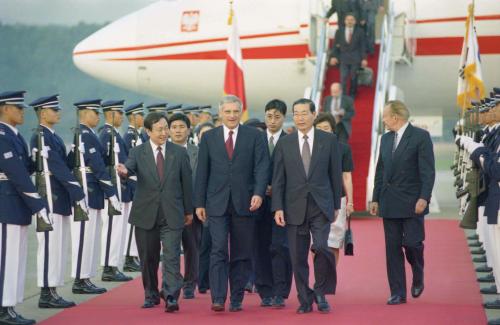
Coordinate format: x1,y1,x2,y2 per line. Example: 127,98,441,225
0,173,7,181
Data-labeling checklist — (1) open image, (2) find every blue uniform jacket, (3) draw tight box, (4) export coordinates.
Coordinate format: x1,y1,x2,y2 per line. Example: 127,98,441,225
30,126,85,216
0,123,46,225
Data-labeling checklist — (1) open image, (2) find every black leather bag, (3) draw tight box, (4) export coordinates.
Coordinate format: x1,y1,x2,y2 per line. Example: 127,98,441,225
344,215,354,256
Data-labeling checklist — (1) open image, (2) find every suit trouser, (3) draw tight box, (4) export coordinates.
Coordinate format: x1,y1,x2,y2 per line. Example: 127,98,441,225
0,224,28,307
382,217,425,298
198,224,211,291
71,208,102,279
37,214,70,287
340,62,360,97
136,216,183,301
208,201,255,303
255,204,292,299
123,202,139,258
101,201,130,268
162,219,201,292
287,195,336,306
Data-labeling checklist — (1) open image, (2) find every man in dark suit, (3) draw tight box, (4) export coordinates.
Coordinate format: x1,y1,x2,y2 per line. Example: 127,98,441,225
370,100,435,305
254,99,293,308
330,13,368,98
325,0,362,28
272,98,342,314
194,95,269,312
167,112,200,299
117,112,193,313
322,82,355,142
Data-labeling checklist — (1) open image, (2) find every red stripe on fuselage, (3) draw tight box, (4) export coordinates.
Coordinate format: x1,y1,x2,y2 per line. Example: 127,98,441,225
416,35,500,55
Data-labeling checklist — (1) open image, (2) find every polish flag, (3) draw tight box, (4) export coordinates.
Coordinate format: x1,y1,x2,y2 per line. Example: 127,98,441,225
224,5,248,120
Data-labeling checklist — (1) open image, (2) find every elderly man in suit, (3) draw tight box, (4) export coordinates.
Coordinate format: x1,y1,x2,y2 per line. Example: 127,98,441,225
272,98,342,314
370,100,435,305
330,13,368,98
167,112,200,299
322,83,355,142
195,95,269,312
117,112,193,313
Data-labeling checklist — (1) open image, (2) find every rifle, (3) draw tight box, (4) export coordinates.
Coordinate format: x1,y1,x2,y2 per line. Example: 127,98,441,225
34,125,54,232
107,111,121,216
72,113,89,222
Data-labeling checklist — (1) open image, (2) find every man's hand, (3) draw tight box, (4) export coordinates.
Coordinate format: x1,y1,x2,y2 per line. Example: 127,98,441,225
184,214,193,226
196,208,207,222
415,199,428,215
109,195,121,212
265,185,272,196
249,195,263,211
116,163,128,177
37,208,52,224
274,210,286,227
369,202,378,216
77,199,89,215
330,57,339,66
346,203,354,216
361,59,368,68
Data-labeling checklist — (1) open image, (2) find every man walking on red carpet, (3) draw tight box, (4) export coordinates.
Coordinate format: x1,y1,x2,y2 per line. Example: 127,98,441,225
370,100,435,305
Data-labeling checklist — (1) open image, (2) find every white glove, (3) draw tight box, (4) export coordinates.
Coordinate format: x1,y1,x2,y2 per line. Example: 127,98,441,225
38,208,52,224
109,195,121,212
465,140,484,153
77,199,89,215
41,145,50,159
460,136,473,147
113,142,120,154
78,142,85,153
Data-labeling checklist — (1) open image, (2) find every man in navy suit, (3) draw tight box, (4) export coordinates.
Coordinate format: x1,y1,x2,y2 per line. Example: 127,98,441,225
194,95,270,312
254,99,292,308
370,100,435,305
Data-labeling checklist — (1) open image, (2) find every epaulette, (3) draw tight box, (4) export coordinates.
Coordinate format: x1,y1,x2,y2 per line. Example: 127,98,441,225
82,130,90,134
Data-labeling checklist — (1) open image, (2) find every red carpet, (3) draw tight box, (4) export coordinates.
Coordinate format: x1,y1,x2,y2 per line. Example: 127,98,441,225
41,219,486,325
320,46,379,211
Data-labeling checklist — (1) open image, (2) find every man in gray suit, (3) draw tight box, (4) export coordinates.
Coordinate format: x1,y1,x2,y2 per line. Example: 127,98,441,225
117,112,193,313
168,112,200,299
272,98,342,314
322,82,355,142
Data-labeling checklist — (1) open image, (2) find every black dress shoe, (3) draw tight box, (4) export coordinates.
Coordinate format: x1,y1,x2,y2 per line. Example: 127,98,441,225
102,266,133,282
260,297,273,307
72,279,107,294
296,304,312,314
39,287,76,308
411,284,424,298
488,318,500,325
476,265,494,273
211,302,225,312
387,295,406,305
183,287,195,299
123,256,141,272
478,274,496,283
481,285,498,294
0,307,36,325
229,301,243,312
314,295,331,313
473,256,487,263
198,288,208,294
142,299,156,309
484,299,500,309
165,298,179,313
468,241,482,247
244,282,254,293
471,248,486,255
272,296,285,308
467,234,479,240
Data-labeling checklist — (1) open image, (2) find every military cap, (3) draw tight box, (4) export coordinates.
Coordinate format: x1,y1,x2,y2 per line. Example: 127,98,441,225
124,102,144,115
147,102,168,113
182,104,200,114
166,103,183,114
199,105,213,114
74,99,101,111
29,94,61,111
101,100,125,112
0,90,27,108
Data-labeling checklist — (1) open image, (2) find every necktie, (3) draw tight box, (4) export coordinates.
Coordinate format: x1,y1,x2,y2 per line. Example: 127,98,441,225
225,130,234,159
347,28,353,43
156,146,164,181
268,135,275,155
392,132,398,156
302,135,311,176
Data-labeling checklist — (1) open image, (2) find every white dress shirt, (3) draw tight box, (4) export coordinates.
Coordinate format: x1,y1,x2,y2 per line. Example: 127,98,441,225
394,122,409,149
345,27,353,42
150,140,166,165
267,129,282,144
298,127,314,155
223,124,239,149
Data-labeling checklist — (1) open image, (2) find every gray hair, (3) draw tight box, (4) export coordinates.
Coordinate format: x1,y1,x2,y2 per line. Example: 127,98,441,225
385,100,410,121
219,95,242,111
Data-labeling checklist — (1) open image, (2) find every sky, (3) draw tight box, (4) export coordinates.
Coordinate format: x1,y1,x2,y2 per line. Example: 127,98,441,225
0,0,163,25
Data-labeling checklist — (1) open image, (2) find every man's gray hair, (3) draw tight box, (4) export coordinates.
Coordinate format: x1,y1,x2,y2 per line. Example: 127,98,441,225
386,100,410,121
219,95,242,111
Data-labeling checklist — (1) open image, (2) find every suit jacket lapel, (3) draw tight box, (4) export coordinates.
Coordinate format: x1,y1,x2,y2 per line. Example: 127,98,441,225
292,132,307,180
143,143,160,185
308,129,323,178
216,126,230,161
161,143,175,188
232,126,243,160
390,124,413,178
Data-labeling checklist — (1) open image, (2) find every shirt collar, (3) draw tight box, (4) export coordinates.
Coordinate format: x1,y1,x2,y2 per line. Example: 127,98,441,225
40,124,55,134
298,127,314,140
150,139,166,153
396,122,410,138
267,129,282,140
0,121,18,135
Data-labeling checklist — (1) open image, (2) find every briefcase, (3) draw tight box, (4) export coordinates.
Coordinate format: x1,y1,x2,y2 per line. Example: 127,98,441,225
344,215,354,256
357,67,373,87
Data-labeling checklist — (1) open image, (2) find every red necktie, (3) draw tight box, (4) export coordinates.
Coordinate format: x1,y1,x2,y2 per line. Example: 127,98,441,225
347,28,353,43
156,146,164,181
225,130,234,160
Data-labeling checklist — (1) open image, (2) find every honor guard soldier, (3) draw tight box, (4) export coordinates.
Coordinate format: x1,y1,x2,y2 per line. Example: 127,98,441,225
29,95,89,309
182,105,200,129
0,91,49,325
147,102,168,115
122,103,145,272
68,99,121,294
198,105,213,124
99,100,133,282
